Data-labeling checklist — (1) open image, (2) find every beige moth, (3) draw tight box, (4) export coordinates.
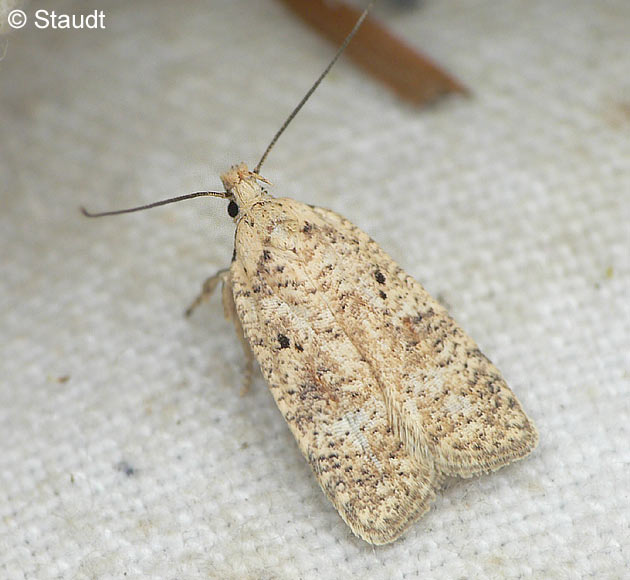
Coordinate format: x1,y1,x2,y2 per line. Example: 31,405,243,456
83,6,538,545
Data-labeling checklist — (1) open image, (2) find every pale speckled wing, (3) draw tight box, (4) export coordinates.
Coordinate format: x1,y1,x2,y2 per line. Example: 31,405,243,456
306,204,539,477
229,194,537,543
229,198,440,544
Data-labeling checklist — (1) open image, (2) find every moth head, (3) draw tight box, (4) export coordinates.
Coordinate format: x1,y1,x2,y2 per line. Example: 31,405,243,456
220,162,270,220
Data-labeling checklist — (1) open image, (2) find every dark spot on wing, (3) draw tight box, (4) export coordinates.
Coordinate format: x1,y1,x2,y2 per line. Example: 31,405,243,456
278,333,290,349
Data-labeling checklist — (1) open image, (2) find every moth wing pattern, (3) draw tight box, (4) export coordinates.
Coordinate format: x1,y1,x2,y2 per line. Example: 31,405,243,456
228,183,537,544
307,206,539,477
229,211,440,545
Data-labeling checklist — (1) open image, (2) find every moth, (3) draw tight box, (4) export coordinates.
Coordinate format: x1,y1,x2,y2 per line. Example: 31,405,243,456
83,6,538,544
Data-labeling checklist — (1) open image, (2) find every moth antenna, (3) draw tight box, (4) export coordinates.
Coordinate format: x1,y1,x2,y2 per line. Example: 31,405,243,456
84,3,372,218
81,190,229,218
254,1,374,174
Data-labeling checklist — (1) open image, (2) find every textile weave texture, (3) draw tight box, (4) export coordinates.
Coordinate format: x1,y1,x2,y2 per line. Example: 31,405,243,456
1,1,628,578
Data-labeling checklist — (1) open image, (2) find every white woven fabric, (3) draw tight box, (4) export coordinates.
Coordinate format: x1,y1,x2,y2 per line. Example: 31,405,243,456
1,1,628,578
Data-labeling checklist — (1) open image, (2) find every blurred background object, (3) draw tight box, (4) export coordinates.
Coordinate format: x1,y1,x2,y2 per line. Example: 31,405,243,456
276,0,468,106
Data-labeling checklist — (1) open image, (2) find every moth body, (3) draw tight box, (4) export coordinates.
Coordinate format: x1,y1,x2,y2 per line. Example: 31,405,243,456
213,163,538,544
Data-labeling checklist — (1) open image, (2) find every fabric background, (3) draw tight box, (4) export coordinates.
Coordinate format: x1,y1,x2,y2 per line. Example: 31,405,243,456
1,1,628,578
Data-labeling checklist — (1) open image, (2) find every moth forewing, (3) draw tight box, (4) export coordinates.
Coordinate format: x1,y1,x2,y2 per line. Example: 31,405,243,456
219,166,537,544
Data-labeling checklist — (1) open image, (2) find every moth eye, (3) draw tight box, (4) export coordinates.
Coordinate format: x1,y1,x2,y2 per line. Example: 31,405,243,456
227,200,239,218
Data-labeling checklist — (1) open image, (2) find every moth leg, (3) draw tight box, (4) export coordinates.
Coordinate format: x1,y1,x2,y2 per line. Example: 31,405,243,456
221,274,254,395
186,267,254,395
184,267,230,317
